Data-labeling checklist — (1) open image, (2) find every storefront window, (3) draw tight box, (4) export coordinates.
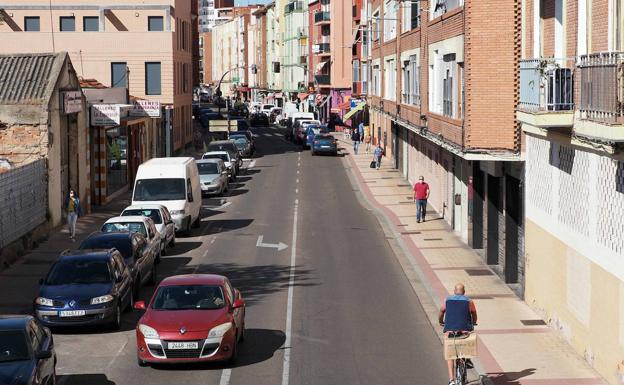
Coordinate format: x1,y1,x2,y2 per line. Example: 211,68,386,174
106,127,127,196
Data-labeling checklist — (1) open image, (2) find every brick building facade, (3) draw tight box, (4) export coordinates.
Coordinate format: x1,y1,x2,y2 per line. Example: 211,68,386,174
364,0,525,293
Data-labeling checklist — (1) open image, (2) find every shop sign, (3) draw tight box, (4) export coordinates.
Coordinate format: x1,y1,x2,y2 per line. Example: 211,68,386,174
91,104,124,126
62,91,83,114
350,98,362,108
130,100,161,118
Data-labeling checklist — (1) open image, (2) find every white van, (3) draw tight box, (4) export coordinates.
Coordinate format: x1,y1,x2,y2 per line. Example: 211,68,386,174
132,157,202,234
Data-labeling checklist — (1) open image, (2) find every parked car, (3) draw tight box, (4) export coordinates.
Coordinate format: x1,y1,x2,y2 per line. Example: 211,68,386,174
120,204,176,255
202,151,237,181
233,137,252,158
250,112,269,127
79,231,156,298
197,159,229,196
269,107,282,123
229,130,255,154
101,216,161,263
229,104,248,118
260,104,274,116
311,134,338,156
305,125,324,149
34,249,134,329
206,140,242,174
134,274,245,366
132,157,202,235
296,120,321,145
0,315,56,385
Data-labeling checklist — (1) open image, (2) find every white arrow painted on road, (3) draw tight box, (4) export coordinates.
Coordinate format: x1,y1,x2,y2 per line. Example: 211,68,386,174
256,235,288,251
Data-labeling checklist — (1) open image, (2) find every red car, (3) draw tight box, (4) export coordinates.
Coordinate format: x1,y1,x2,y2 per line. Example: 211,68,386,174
134,274,245,366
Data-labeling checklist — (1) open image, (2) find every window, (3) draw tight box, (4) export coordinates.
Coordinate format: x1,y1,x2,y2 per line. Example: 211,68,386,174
24,16,40,32
145,62,162,95
362,28,369,57
148,16,164,31
372,10,380,42
383,0,397,41
432,0,462,19
362,63,369,94
60,16,75,32
384,58,396,101
402,54,420,105
372,63,381,96
183,63,188,93
83,16,99,31
402,0,420,32
352,60,360,83
111,62,127,88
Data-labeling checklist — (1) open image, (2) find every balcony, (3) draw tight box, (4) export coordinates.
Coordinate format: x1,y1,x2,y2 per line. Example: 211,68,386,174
312,43,330,56
285,1,304,14
314,11,331,25
315,74,331,86
517,58,575,130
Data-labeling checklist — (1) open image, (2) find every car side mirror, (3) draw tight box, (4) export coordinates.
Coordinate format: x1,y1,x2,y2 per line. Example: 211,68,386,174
35,349,52,360
134,301,147,310
232,299,245,309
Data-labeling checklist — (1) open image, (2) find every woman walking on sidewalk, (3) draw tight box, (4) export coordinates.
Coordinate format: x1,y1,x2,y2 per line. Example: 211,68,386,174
364,134,371,154
373,144,384,169
351,130,361,155
64,189,82,240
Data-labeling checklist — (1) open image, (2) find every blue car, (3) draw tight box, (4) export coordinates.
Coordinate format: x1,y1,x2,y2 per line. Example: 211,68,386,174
34,249,134,330
311,134,338,156
305,125,327,149
0,315,56,385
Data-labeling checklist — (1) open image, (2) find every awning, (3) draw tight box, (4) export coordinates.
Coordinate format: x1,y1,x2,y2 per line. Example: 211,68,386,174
266,92,274,100
342,101,366,121
237,87,250,92
330,108,340,113
297,92,309,101
315,61,328,73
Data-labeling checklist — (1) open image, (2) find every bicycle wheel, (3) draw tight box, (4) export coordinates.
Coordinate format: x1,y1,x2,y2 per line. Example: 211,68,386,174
455,359,467,385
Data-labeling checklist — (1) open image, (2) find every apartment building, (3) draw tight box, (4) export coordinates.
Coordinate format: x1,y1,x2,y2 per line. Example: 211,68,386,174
348,0,368,128
0,0,194,154
198,0,234,33
364,0,524,291
282,1,308,98
309,0,352,122
517,1,624,383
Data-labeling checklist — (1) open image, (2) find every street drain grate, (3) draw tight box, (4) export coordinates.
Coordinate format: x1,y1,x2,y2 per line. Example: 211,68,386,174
381,177,393,179
397,224,408,226
465,269,494,276
365,180,377,183
424,238,443,241
469,295,494,300
399,201,414,205
351,227,367,231
401,231,421,235
520,319,547,326
397,184,411,187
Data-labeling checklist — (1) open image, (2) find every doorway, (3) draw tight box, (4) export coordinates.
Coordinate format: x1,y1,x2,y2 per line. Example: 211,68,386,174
471,164,485,250
504,176,521,283
486,175,501,265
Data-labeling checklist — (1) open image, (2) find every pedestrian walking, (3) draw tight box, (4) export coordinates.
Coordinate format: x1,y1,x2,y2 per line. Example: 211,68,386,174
413,176,430,223
64,188,82,240
351,130,361,155
364,134,372,154
358,122,365,140
373,144,383,169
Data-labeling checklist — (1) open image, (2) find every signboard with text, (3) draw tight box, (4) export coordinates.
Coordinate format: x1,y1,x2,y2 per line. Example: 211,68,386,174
62,91,83,114
91,104,122,126
130,100,161,118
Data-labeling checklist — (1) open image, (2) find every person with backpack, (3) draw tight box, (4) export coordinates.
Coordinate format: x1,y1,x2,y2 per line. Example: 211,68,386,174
351,129,361,155
373,144,383,169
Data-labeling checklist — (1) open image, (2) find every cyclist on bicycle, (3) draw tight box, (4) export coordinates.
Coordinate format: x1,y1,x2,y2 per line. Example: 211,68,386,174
438,283,478,385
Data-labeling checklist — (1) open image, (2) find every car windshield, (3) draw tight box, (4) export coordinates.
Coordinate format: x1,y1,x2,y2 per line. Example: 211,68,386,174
122,209,162,224
197,162,219,175
45,259,112,285
79,238,132,260
308,126,321,135
208,143,235,153
234,138,248,145
203,153,229,162
152,285,226,310
101,222,147,237
134,178,186,201
0,331,30,362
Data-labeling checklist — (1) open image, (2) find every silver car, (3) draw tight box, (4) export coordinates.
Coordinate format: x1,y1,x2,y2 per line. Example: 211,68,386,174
120,204,176,255
197,158,229,196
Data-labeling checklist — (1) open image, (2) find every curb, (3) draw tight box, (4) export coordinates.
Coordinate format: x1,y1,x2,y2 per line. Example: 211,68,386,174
339,146,490,385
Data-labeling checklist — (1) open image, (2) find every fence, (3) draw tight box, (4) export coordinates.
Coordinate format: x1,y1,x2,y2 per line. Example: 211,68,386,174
579,52,624,123
519,58,574,112
0,159,48,248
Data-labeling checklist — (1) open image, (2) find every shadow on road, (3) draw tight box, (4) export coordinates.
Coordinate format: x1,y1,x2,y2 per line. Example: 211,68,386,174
57,373,116,385
198,219,254,236
166,241,203,256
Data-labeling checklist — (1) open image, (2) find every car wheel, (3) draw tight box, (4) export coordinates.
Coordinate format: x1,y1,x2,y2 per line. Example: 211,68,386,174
137,356,148,367
148,264,157,285
112,304,122,330
192,216,201,228
228,337,238,364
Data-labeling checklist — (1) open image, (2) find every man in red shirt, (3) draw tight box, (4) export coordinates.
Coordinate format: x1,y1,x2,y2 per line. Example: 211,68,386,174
413,176,430,223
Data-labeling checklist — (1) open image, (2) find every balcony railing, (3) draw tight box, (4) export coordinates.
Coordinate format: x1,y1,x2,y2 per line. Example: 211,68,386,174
315,75,331,85
519,58,574,112
312,43,330,54
579,52,624,123
314,11,331,24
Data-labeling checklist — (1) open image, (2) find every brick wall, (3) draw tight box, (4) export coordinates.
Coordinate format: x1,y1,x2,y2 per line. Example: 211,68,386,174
0,123,48,165
525,0,534,58
542,0,556,57
464,0,520,151
591,0,609,52
566,0,578,57
427,8,465,44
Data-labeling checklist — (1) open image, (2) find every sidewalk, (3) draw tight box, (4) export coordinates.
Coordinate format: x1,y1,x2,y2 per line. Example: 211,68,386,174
0,196,130,314
337,137,606,385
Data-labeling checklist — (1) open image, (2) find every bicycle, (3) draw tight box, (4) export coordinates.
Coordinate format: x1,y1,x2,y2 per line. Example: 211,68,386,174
442,325,477,385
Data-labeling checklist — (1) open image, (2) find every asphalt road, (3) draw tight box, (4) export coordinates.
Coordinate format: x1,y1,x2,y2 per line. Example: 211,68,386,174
44,125,447,385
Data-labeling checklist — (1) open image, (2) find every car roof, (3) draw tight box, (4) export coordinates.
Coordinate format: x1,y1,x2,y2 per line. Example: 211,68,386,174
0,315,34,330
60,249,114,261
197,158,223,164
142,157,194,166
159,274,226,286
203,151,229,156
122,204,166,211
104,216,150,224
209,140,236,145
84,231,135,242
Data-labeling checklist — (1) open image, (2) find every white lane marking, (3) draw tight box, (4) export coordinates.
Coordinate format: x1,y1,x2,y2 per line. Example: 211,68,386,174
296,179,299,184
256,235,288,251
295,188,299,194
219,369,232,385
275,133,284,137
282,198,299,385
248,159,257,168
263,133,272,137
297,162,300,167
296,170,300,174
